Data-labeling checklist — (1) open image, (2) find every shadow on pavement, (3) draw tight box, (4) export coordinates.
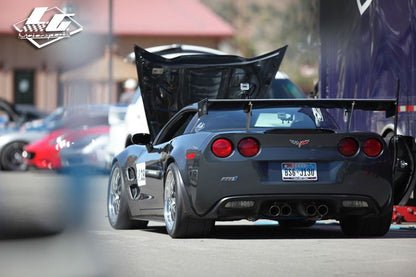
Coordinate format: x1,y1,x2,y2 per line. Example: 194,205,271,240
141,222,416,240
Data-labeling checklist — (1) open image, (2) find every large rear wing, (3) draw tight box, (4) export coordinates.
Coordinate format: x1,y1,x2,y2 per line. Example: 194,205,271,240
198,98,397,132
198,98,397,117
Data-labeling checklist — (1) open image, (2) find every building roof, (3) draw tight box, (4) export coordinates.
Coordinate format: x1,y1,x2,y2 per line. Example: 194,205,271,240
0,0,234,38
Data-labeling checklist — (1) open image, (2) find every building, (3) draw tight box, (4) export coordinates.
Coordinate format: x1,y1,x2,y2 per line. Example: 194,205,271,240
0,0,234,111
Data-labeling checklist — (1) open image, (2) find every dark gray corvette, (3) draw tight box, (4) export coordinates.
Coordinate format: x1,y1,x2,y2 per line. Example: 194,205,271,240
107,46,416,238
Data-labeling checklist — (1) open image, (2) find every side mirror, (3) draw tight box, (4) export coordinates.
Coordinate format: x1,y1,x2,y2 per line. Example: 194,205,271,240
131,133,157,153
131,133,151,145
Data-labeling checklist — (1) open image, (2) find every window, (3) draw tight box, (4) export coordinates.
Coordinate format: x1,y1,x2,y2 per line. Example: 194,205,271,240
14,70,35,105
155,111,196,144
191,107,339,132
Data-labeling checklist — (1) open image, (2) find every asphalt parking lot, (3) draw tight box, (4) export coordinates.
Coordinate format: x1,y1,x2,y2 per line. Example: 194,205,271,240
1,171,416,277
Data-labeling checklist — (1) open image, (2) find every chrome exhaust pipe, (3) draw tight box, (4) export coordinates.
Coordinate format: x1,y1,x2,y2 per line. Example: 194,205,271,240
269,204,281,217
305,204,317,216
318,204,329,217
280,203,292,216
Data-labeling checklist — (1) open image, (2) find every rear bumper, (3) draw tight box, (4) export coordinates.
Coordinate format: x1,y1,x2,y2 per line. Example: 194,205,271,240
187,194,391,221
184,157,393,218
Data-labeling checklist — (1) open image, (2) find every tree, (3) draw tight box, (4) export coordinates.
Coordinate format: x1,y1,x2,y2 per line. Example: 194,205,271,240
274,0,319,92
201,0,320,92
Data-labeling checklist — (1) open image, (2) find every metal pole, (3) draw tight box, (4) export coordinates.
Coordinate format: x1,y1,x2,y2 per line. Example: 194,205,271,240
108,0,113,103
394,79,400,136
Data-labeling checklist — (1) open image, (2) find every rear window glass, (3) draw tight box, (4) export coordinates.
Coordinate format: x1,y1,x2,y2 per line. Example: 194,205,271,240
191,107,339,132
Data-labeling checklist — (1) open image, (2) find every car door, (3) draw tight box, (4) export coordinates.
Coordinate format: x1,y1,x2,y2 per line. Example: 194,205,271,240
392,135,416,205
137,110,197,212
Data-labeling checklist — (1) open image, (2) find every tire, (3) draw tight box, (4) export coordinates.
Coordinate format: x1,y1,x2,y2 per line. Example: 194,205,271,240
340,207,392,237
279,220,316,228
164,163,213,238
383,131,394,142
0,141,28,171
107,162,148,229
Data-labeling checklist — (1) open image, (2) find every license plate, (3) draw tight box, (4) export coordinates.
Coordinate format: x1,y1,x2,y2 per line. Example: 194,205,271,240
281,162,317,181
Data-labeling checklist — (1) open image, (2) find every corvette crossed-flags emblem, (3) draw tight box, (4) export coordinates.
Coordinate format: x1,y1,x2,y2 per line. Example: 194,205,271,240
289,139,310,148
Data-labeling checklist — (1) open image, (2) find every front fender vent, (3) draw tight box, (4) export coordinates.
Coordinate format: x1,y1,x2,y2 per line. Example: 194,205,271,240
126,167,136,181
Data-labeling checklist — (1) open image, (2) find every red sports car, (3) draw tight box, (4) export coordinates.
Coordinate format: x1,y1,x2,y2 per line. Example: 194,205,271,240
23,125,109,170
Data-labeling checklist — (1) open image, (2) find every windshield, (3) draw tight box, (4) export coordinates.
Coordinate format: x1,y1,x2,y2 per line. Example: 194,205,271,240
191,107,339,132
268,79,306,98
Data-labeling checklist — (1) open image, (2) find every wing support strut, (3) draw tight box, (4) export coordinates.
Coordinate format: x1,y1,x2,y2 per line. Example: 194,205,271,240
345,101,356,133
244,101,253,132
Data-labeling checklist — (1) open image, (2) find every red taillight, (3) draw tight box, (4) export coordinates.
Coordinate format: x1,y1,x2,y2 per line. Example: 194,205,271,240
363,138,382,157
212,138,233,158
238,138,260,157
338,137,359,157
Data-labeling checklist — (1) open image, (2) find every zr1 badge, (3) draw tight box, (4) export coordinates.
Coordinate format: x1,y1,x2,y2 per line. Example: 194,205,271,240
136,162,146,186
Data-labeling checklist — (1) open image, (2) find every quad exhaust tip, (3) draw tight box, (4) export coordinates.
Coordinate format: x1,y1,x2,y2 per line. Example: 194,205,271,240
268,202,329,218
305,204,329,217
280,203,292,216
318,204,329,217
269,203,292,217
269,204,281,217
305,204,317,216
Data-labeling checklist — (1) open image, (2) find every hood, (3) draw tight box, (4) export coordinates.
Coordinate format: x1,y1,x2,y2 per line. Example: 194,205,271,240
134,45,287,137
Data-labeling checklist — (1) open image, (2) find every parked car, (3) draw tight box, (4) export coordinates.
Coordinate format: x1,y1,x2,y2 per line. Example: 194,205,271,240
0,107,65,171
106,45,413,238
109,96,404,238
106,44,305,165
0,98,47,132
59,130,110,173
0,105,108,171
23,110,109,170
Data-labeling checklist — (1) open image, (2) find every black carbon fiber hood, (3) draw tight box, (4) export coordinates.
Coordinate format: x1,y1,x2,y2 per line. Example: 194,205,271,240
134,45,287,136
